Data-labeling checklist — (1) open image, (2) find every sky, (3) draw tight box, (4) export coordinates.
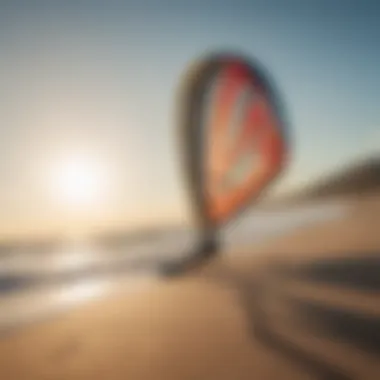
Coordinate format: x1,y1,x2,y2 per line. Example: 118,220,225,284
0,0,379,237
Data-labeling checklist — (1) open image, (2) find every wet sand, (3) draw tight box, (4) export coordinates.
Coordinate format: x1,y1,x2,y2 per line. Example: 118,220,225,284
0,194,379,380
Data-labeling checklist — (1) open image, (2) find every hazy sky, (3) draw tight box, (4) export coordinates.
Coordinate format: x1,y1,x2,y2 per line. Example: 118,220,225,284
0,1,379,236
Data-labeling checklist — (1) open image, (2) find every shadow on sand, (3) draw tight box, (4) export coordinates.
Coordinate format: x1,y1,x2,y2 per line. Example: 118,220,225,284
204,250,380,380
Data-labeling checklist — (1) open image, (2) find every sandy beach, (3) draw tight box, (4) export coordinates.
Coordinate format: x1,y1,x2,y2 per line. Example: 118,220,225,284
0,194,379,380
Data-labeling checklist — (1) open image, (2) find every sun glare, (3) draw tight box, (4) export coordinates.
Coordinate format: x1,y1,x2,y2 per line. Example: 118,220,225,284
50,154,108,208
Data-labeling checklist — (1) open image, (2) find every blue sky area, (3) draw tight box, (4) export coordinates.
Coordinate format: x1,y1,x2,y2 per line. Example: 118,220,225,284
0,1,379,235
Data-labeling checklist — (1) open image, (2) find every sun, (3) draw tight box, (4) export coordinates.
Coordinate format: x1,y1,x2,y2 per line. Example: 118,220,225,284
50,153,108,208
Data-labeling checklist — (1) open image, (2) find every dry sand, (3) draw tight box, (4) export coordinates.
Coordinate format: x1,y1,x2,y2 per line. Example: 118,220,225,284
0,194,379,380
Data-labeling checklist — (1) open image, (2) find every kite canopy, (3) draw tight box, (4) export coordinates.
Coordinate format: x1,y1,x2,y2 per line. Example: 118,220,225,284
178,52,289,230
